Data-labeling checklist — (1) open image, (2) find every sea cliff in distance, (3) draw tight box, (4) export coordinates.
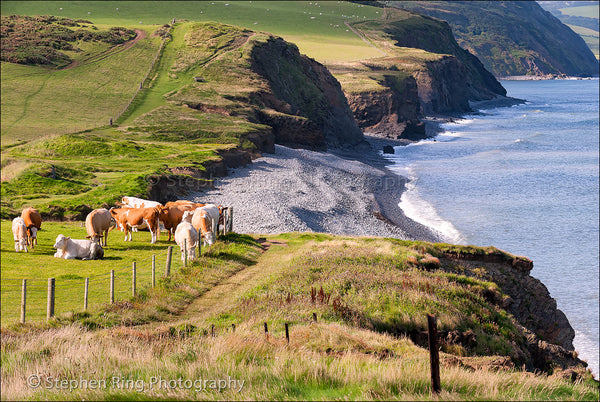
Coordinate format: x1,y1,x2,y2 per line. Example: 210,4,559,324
390,0,599,78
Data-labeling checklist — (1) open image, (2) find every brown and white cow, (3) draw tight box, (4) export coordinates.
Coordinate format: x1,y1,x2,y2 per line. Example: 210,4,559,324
192,204,219,246
109,206,161,244
85,208,115,247
159,203,205,241
119,197,163,234
21,207,41,248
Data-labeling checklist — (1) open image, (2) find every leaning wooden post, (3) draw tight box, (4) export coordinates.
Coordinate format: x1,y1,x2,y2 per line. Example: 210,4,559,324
20,279,27,324
46,278,55,321
427,314,441,394
132,261,137,297
110,270,115,304
165,246,173,277
151,255,156,288
84,278,89,311
312,312,317,323
285,322,289,344
183,238,187,267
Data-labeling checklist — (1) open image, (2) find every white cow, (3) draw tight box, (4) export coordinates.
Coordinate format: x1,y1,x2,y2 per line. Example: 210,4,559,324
53,234,104,260
174,211,198,262
12,217,28,252
121,196,162,209
192,204,219,246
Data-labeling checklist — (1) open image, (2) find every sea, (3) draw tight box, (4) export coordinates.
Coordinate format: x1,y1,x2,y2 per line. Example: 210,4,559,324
385,79,599,378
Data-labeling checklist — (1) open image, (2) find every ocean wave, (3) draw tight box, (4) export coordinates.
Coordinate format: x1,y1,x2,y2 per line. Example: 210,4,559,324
574,330,599,380
395,167,466,245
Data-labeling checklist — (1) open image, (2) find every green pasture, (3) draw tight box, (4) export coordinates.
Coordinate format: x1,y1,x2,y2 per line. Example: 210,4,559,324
0,25,161,145
0,1,385,63
0,128,232,218
0,219,183,326
568,24,599,58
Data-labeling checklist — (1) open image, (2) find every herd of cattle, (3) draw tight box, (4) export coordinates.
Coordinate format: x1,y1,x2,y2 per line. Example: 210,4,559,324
11,196,228,263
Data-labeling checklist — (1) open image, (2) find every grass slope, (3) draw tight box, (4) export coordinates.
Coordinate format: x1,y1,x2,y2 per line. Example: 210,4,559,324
1,230,598,400
0,1,384,63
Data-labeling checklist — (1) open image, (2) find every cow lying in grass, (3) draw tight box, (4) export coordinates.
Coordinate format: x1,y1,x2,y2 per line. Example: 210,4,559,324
12,217,28,252
53,234,104,260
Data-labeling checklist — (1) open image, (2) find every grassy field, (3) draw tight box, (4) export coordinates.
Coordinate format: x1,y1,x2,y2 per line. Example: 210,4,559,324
0,25,161,145
1,219,175,325
0,1,384,63
1,231,598,400
568,24,599,59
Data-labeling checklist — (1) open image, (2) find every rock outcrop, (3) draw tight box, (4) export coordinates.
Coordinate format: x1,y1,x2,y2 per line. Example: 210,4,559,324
439,250,584,373
250,37,365,149
346,75,426,140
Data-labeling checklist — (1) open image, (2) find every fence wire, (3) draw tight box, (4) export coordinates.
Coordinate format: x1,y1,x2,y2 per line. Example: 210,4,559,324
1,249,171,325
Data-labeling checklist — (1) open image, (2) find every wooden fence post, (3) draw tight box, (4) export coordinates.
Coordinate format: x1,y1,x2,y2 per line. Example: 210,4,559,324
84,278,89,311
285,322,289,344
165,246,172,277
152,255,156,288
47,278,55,321
110,270,115,304
312,312,317,323
427,314,441,394
227,207,234,233
264,322,269,340
20,279,26,324
184,238,187,267
132,261,137,297
211,324,215,337
231,323,236,333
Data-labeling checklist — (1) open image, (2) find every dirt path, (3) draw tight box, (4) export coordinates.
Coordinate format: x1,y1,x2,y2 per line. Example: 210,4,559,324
124,238,292,334
62,29,147,70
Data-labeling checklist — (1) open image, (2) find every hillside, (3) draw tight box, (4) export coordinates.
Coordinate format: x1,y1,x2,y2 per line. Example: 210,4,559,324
391,1,599,77
1,19,364,219
1,228,598,400
538,1,599,59
328,7,509,139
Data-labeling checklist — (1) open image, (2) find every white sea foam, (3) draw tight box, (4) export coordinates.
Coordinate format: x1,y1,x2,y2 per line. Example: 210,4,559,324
574,330,599,380
393,166,466,245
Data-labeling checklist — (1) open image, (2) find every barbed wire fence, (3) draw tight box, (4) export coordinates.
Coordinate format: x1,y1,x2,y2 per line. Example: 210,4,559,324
1,247,173,325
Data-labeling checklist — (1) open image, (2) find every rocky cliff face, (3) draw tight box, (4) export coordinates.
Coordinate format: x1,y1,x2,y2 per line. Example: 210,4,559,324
440,250,584,373
345,75,426,140
250,37,365,149
392,1,599,77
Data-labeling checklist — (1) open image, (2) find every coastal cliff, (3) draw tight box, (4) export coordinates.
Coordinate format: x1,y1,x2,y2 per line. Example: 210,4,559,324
330,7,509,140
391,1,600,78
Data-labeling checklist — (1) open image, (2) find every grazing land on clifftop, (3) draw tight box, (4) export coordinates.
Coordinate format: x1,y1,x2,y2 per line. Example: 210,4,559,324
1,228,598,400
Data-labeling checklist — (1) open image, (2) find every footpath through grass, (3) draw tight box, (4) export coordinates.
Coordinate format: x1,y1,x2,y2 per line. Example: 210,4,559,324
1,232,598,400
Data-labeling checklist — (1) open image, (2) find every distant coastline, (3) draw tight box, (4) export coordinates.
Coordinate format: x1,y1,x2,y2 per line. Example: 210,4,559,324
499,75,598,81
